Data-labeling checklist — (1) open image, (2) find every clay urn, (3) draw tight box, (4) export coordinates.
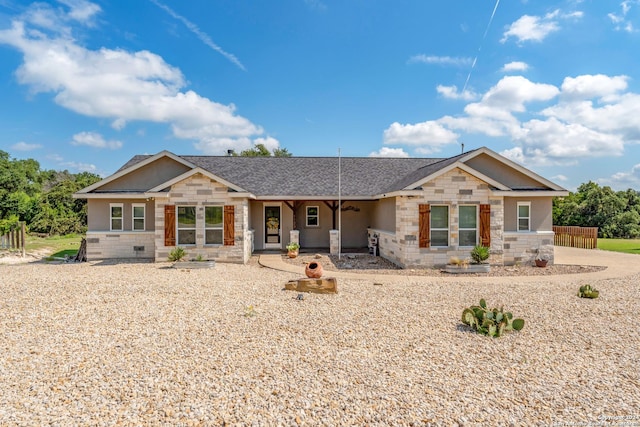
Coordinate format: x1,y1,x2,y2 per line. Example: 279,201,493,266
305,261,323,278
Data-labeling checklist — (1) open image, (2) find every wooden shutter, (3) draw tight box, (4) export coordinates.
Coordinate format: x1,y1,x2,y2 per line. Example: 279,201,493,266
164,205,176,247
224,205,235,246
419,204,430,248
480,204,491,247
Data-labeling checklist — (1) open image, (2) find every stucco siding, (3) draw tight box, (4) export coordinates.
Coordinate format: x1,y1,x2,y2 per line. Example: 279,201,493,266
504,197,553,231
465,153,546,189
370,197,395,232
99,156,191,191
88,199,155,232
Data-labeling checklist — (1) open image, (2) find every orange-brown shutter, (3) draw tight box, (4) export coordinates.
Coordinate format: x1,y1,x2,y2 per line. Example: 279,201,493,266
224,205,235,246
480,204,491,247
164,205,176,246
419,204,430,248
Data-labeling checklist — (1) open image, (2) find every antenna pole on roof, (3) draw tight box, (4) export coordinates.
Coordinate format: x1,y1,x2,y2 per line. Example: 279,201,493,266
461,142,465,154
338,147,342,260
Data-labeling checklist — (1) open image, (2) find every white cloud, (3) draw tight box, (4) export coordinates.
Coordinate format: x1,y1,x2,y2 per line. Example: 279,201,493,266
600,163,640,189
71,131,123,149
501,10,582,44
57,0,101,24
384,72,640,165
11,141,42,151
304,0,327,11
510,117,625,166
61,160,98,173
368,147,409,158
501,61,529,72
609,1,638,32
0,2,268,155
408,55,472,67
383,121,459,148
552,174,568,182
436,85,478,101
559,74,628,100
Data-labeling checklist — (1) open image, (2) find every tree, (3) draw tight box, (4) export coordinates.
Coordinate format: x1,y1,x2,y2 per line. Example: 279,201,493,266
228,144,293,157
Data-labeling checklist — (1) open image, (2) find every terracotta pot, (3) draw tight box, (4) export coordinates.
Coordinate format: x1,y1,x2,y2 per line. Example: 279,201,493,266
535,259,548,268
305,261,323,278
287,250,298,258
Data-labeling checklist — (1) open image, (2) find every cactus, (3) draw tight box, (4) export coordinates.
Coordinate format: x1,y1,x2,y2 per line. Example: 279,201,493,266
577,284,599,299
460,299,525,337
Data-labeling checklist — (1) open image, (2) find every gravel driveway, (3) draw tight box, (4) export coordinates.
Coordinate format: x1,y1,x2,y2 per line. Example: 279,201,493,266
1,250,638,425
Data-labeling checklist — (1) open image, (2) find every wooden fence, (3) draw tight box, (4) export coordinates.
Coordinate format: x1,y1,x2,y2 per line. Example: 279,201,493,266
553,226,598,249
0,222,26,256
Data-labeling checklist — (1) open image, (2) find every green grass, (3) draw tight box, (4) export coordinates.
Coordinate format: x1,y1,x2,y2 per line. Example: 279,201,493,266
598,238,640,255
24,234,83,257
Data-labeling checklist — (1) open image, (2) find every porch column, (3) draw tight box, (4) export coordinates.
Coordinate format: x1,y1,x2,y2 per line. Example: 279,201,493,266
329,230,340,255
289,230,299,246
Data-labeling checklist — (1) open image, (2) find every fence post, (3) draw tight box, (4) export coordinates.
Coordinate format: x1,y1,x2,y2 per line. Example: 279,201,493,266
21,222,26,257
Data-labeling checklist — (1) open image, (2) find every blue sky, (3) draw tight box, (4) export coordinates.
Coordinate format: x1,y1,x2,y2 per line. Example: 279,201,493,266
1,0,639,191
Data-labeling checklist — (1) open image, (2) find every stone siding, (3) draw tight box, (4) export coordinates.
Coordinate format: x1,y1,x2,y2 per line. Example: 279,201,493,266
381,168,506,268
86,231,155,260
503,231,555,266
153,174,248,263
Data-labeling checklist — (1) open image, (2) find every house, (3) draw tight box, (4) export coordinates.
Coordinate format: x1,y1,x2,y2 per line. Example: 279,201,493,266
73,147,568,267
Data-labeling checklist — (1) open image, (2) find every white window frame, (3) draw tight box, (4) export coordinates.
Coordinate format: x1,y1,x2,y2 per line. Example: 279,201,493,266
177,205,197,246
110,203,123,231
132,204,145,231
204,205,224,245
306,206,319,227
430,205,449,247
458,205,478,247
517,201,531,232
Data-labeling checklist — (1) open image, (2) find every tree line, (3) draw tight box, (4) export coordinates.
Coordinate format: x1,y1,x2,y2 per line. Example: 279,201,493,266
0,144,292,236
0,150,101,235
553,181,640,238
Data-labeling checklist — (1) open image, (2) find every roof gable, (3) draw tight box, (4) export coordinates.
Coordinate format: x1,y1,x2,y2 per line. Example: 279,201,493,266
77,151,194,194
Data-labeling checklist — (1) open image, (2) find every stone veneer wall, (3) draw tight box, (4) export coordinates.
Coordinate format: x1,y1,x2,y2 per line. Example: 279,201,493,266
153,174,249,263
391,168,505,268
86,231,155,260
503,231,555,266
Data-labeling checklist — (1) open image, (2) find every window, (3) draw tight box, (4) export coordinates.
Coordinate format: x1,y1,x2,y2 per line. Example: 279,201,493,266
459,205,478,247
110,203,123,231
177,206,196,245
205,206,223,245
517,202,531,232
306,206,319,227
430,205,449,247
132,204,145,231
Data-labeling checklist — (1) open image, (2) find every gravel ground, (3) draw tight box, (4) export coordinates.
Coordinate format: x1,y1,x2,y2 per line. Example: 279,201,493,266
0,258,638,425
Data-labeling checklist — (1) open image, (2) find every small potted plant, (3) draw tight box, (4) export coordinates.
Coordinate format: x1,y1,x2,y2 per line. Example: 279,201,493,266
535,249,548,267
286,241,300,258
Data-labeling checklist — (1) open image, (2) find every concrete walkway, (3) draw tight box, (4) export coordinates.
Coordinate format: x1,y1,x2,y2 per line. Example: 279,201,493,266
259,246,640,284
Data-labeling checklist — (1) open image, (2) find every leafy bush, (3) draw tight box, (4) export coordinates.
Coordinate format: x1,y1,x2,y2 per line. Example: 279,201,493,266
470,245,490,264
461,299,525,338
168,247,187,262
286,242,300,251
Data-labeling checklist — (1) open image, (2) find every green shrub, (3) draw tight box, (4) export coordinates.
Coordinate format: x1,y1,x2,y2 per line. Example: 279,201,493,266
168,247,187,262
470,245,490,264
461,299,525,338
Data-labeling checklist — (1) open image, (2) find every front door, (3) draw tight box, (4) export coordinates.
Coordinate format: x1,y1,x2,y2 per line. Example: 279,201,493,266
264,204,281,249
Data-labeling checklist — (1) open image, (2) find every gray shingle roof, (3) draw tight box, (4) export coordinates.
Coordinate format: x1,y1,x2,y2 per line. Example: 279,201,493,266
116,151,476,197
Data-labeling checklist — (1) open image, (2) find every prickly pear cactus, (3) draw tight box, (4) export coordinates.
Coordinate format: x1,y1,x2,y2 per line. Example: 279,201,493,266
578,284,599,299
460,299,525,337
